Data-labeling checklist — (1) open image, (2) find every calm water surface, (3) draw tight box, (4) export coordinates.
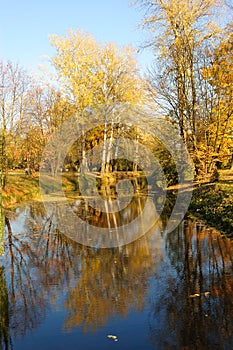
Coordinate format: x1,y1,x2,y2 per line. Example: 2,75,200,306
1,194,233,350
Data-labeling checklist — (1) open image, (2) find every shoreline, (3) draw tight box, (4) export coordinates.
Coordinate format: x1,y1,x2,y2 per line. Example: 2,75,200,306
2,170,233,237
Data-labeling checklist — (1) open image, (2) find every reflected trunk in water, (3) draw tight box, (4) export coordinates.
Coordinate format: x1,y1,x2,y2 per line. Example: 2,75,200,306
0,267,11,350
1,194,233,349
149,220,233,350
0,207,4,256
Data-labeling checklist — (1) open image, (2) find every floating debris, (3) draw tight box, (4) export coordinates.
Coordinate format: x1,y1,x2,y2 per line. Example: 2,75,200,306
189,293,200,298
107,334,118,342
189,291,210,298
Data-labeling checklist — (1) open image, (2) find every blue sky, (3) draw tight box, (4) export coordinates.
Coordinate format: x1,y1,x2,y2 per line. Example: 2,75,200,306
0,0,154,75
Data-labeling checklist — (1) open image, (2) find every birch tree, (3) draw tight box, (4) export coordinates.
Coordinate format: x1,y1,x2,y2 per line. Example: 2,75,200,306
49,29,145,173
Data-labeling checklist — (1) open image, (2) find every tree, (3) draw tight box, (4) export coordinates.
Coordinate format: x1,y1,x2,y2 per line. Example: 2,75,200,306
137,0,230,177
202,28,233,171
49,29,146,173
0,61,31,188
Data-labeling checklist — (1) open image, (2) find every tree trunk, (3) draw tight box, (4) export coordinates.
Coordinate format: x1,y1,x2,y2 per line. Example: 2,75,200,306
106,118,114,173
101,116,108,174
0,208,4,256
81,126,89,174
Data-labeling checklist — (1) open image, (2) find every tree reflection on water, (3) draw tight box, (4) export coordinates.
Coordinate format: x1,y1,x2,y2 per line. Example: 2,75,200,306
1,196,163,347
0,196,233,349
149,220,233,349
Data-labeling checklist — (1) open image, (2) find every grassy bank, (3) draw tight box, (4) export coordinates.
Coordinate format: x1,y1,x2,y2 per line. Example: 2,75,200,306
2,171,41,209
2,171,78,209
3,170,233,237
189,170,233,237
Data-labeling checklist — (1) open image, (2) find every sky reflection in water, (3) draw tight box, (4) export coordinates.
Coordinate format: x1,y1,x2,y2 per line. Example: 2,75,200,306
1,197,233,350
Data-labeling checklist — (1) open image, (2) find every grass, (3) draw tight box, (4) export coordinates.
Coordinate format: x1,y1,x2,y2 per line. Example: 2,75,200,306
189,170,233,237
2,171,82,209
2,171,41,209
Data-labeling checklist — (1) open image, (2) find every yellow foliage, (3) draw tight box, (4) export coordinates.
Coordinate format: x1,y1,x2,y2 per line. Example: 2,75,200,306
49,29,146,113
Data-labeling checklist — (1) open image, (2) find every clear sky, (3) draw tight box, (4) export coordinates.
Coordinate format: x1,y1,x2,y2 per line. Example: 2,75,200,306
0,0,154,75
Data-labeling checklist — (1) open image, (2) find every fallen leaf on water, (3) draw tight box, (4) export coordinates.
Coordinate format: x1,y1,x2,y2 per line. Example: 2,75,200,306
189,293,200,298
204,291,210,296
107,335,118,339
189,291,210,298
107,334,119,342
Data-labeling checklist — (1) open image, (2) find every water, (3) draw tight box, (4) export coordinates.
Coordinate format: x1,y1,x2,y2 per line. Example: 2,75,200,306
1,196,233,350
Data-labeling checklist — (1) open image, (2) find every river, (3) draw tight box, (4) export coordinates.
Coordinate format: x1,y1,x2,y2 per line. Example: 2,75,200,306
0,192,233,350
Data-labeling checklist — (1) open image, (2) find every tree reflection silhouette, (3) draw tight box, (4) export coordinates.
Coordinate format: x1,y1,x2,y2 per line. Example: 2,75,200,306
29,198,163,333
4,215,47,338
0,267,11,350
63,230,163,332
1,198,163,342
149,220,233,350
0,207,4,256
2,199,233,349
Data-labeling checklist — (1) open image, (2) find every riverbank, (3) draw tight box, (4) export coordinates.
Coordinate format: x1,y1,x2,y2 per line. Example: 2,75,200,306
2,172,41,209
189,170,233,237
2,170,233,237
2,171,74,209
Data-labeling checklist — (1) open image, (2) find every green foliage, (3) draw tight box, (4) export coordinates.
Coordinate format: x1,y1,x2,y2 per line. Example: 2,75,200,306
151,147,178,187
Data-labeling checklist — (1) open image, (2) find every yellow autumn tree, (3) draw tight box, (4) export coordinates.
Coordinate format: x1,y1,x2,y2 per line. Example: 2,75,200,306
136,0,230,177
49,29,146,173
202,28,233,171
0,61,31,189
49,29,144,109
